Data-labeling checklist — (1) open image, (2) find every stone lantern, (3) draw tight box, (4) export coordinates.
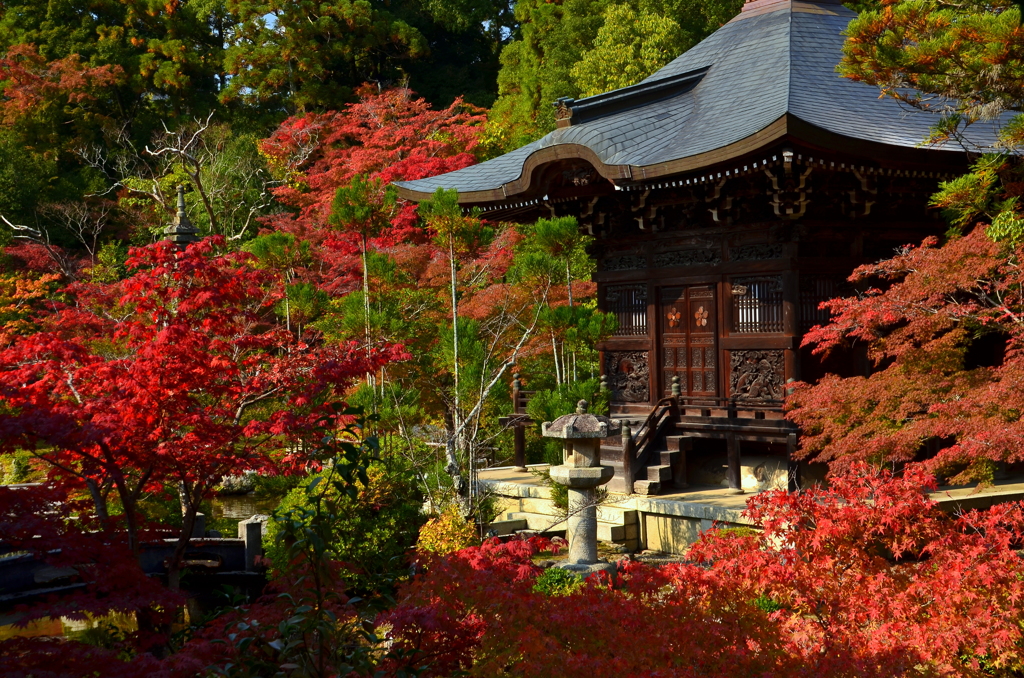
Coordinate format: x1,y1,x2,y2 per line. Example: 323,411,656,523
163,185,200,248
542,400,621,575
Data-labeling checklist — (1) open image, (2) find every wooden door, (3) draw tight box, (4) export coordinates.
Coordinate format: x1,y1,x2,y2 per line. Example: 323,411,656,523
660,285,719,398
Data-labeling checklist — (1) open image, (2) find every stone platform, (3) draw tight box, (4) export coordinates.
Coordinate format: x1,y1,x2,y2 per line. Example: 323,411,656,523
481,465,755,554
481,465,1024,555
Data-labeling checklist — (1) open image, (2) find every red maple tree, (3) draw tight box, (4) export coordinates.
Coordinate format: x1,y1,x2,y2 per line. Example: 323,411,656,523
259,85,485,248
0,44,123,126
787,225,1024,483
0,236,402,586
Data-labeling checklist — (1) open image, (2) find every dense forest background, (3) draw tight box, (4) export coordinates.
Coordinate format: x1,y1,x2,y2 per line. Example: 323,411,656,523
0,0,744,241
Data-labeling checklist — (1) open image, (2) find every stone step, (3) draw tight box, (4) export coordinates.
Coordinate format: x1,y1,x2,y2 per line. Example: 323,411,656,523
597,520,638,544
506,511,636,544
516,496,559,516
633,480,661,496
658,449,682,466
506,511,567,534
486,518,527,536
645,464,673,483
606,476,630,494
595,505,638,524
509,504,638,525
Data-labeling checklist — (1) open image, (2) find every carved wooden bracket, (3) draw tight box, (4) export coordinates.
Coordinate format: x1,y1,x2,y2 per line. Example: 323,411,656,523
764,166,812,219
845,169,877,218
705,177,736,224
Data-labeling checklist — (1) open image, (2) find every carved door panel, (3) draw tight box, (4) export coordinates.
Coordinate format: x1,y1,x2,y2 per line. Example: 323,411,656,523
660,286,719,398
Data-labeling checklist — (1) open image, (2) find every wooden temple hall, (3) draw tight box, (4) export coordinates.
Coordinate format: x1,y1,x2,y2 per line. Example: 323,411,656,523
396,0,1002,495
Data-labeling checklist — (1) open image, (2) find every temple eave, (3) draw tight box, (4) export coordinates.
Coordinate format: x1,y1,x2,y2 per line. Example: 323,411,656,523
396,113,968,209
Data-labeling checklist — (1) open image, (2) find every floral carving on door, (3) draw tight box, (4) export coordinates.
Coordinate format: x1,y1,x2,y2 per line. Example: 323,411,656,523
660,286,718,398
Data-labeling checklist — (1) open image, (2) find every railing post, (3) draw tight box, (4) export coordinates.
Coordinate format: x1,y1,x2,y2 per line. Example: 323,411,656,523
513,423,527,473
670,376,681,417
621,423,634,495
512,372,522,414
726,432,743,494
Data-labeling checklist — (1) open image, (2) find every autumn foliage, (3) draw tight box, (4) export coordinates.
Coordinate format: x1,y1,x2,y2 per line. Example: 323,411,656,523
0,236,403,578
379,466,1024,678
788,226,1024,483
260,86,486,242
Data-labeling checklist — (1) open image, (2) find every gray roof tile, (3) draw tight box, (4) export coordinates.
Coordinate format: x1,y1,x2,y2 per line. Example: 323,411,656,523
397,0,1004,197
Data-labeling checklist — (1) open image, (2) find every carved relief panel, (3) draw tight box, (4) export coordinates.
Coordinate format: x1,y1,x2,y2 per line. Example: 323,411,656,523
605,351,650,402
729,350,785,401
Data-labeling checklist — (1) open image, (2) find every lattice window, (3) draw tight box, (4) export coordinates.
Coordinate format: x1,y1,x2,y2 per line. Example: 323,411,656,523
606,284,648,336
731,276,784,333
799,276,849,332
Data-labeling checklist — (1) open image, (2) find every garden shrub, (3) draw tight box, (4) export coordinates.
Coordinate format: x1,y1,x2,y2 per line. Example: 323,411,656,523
532,567,585,596
1,451,30,484
265,462,424,594
416,505,479,555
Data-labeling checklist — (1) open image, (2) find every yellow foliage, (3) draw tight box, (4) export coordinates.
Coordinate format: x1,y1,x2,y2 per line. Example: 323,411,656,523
416,505,479,556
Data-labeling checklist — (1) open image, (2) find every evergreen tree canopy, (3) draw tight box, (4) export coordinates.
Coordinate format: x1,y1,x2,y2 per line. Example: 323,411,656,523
488,0,743,150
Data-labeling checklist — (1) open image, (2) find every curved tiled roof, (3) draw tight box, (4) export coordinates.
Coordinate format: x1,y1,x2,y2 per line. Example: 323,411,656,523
396,0,1002,202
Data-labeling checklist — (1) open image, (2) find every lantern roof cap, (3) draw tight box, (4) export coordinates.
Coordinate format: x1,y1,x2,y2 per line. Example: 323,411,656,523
542,400,622,439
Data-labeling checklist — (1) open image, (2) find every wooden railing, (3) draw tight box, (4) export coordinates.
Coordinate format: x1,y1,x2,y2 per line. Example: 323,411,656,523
621,396,680,494
675,395,785,420
511,372,535,415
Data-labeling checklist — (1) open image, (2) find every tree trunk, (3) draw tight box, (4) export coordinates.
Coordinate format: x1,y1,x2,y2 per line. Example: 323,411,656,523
449,237,462,466
168,481,202,591
85,478,109,524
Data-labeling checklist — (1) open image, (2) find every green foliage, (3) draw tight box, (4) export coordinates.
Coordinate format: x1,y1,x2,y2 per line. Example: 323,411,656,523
531,467,571,513
526,378,608,421
489,0,743,148
250,472,305,498
0,0,223,125
930,155,1007,231
928,154,1024,246
512,216,594,286
88,241,129,283
222,0,427,112
421,187,490,253
0,450,31,484
709,526,761,540
278,282,329,332
265,460,424,595
532,567,585,596
62,612,138,657
329,174,398,238
571,4,691,97
243,232,312,273
0,127,60,226
752,593,784,613
987,207,1024,245
840,0,1024,137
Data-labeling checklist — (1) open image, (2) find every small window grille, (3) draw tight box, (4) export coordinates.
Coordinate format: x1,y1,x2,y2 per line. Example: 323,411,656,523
606,284,648,336
731,276,783,333
800,276,845,332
